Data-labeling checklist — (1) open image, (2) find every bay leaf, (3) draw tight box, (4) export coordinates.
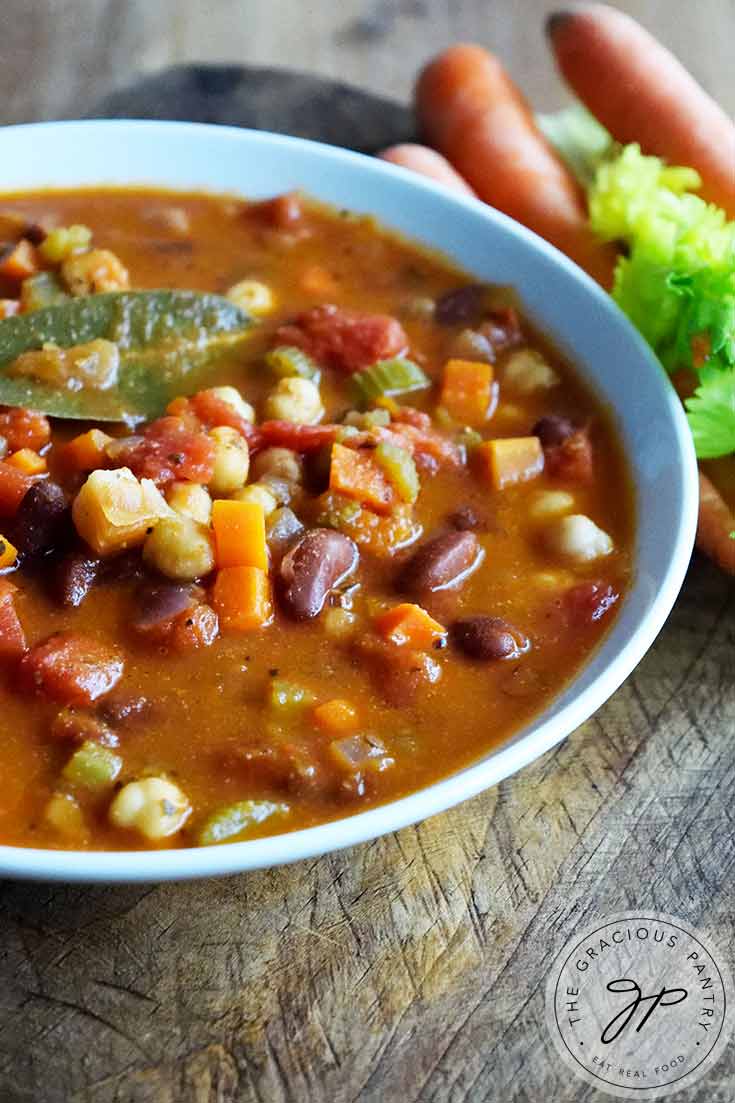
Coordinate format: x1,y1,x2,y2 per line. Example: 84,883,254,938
0,290,253,422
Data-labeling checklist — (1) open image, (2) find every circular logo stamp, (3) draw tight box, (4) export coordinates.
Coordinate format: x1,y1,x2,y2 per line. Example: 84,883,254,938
545,912,733,1098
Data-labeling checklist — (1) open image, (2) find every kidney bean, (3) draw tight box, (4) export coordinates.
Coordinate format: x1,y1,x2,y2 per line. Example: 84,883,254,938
435,284,487,326
9,481,69,557
55,550,102,608
98,692,152,727
480,307,523,351
132,583,203,639
447,506,487,532
532,415,576,448
279,528,358,620
399,530,481,594
450,616,530,661
49,707,118,747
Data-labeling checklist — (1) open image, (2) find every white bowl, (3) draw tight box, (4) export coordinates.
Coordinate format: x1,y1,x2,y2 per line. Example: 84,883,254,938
0,120,698,882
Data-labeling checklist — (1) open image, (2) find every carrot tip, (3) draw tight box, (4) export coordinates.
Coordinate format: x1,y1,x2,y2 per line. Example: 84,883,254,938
546,10,573,39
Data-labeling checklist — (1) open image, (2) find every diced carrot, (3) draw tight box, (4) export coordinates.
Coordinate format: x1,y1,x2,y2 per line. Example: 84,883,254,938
212,565,273,632
211,499,267,570
0,239,39,282
313,698,359,735
62,428,114,472
440,358,494,425
477,437,544,490
329,442,395,515
300,264,340,297
0,534,18,570
0,460,35,517
0,300,20,319
375,602,447,649
6,449,47,476
0,580,25,660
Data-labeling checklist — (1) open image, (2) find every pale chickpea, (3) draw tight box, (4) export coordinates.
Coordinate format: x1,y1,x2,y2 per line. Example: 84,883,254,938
503,349,559,393
207,385,255,424
61,248,130,295
546,514,613,562
226,279,275,316
264,377,324,425
208,426,250,496
109,777,191,840
250,447,303,486
231,482,278,517
529,490,576,521
143,514,215,581
167,481,213,524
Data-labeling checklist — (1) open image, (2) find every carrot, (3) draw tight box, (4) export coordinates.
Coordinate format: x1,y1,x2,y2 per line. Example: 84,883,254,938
0,240,39,282
374,602,447,649
415,45,617,286
696,472,735,574
312,698,359,735
0,460,36,517
440,358,494,425
329,442,395,514
0,580,25,660
211,499,267,570
0,534,18,571
62,428,114,472
378,144,477,197
477,436,544,489
5,449,47,476
212,565,273,631
548,4,735,218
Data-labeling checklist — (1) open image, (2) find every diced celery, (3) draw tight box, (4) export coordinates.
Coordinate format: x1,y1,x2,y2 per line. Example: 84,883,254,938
62,740,122,792
268,678,316,712
374,441,419,503
352,357,430,405
265,345,321,383
19,271,69,312
342,408,391,430
317,492,362,531
40,224,93,264
197,799,290,846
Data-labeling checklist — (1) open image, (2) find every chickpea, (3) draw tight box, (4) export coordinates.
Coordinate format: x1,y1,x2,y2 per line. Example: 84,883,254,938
226,279,275,316
264,377,324,425
546,514,613,562
61,248,130,295
529,490,575,521
323,607,357,638
207,385,255,424
109,777,191,840
167,481,213,524
208,426,250,496
503,349,559,393
143,514,215,581
231,482,278,516
250,446,303,486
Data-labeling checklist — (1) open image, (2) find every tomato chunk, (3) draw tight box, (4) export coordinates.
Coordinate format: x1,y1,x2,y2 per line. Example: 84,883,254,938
545,430,594,483
108,416,216,487
19,632,124,706
189,390,258,444
257,420,338,453
275,304,408,373
0,580,26,662
0,407,51,453
564,581,620,625
256,192,303,229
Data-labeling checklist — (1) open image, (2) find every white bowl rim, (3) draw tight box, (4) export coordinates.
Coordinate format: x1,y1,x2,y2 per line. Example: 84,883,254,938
0,119,698,882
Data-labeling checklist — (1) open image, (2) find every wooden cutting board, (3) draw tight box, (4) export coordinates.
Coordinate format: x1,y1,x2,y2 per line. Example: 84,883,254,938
0,66,732,1103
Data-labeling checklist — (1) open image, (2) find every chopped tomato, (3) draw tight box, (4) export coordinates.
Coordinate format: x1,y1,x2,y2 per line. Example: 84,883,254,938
545,429,594,483
19,632,124,706
256,192,303,229
275,304,408,373
108,416,216,487
564,581,620,625
0,580,26,662
171,604,220,652
257,420,338,453
397,423,463,469
189,390,258,443
0,408,51,454
0,460,37,518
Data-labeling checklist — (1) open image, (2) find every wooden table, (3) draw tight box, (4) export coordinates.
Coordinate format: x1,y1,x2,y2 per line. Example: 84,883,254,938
0,3,733,1100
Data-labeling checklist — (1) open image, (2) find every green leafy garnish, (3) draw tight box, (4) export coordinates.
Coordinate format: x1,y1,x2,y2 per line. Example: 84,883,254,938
0,290,252,422
685,367,735,459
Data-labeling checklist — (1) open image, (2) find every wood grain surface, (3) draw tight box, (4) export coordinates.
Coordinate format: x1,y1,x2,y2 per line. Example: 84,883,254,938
0,3,734,1101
